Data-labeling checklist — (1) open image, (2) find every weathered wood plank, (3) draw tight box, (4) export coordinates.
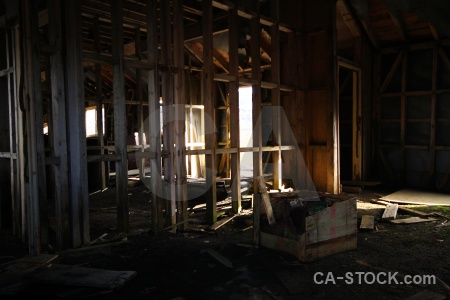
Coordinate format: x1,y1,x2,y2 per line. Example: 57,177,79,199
49,0,70,250
203,0,217,225
65,0,90,247
112,0,129,233
381,203,398,220
229,4,241,214
173,0,188,231
389,217,437,224
360,215,375,230
257,176,276,225
146,0,163,233
208,215,236,231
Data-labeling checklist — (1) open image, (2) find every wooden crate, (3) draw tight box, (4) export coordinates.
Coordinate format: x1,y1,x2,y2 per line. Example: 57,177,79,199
253,191,357,262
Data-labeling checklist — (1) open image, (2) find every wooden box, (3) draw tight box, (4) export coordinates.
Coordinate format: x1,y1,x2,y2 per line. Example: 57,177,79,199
253,191,357,262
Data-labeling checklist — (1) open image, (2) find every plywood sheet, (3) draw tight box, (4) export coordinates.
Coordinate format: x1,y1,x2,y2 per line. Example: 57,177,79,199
380,188,450,206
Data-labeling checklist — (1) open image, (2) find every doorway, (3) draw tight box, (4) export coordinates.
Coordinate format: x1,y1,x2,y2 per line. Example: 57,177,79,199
338,62,362,182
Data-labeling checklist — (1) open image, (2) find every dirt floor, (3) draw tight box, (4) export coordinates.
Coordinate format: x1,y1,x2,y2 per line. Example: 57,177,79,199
1,181,450,300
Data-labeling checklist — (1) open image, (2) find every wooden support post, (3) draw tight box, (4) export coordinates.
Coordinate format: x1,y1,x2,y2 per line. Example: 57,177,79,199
147,0,163,233
400,52,407,184
94,16,106,191
161,0,176,229
203,0,217,225
270,0,282,190
251,2,263,193
49,0,70,250
229,4,241,214
253,193,261,246
22,0,48,255
64,0,90,247
6,28,22,237
135,27,145,181
430,46,437,186
173,0,188,231
111,0,129,233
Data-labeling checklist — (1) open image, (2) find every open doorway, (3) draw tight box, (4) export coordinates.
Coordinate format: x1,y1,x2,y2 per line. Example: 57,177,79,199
338,63,362,182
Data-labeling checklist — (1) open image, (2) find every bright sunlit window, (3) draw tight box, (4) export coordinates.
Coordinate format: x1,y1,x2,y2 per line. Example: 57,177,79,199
85,105,105,137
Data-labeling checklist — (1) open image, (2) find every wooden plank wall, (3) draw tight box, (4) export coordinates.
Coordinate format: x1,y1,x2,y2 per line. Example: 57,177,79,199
304,0,339,194
376,41,450,192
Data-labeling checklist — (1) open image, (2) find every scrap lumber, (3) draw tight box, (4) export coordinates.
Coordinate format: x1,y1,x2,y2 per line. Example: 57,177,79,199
0,254,58,295
257,176,276,225
208,215,236,230
360,215,375,230
381,204,398,220
389,217,437,224
206,249,233,268
28,264,137,290
371,199,432,218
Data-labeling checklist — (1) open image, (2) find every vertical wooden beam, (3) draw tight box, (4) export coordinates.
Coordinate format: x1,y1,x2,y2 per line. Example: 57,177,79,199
135,28,145,181
22,0,48,255
94,16,106,191
251,2,262,192
430,45,437,185
9,28,22,237
203,0,217,225
111,0,129,233
270,0,282,190
173,0,188,231
161,0,176,229
229,3,241,214
14,24,27,240
328,1,339,194
352,70,362,181
147,0,163,233
64,0,89,247
49,0,70,250
400,52,407,184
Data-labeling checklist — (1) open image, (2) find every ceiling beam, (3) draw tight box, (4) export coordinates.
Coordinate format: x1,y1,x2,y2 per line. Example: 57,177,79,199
336,0,361,37
387,9,407,42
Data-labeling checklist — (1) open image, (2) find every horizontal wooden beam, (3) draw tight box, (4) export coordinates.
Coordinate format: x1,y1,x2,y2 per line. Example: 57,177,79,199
83,51,154,69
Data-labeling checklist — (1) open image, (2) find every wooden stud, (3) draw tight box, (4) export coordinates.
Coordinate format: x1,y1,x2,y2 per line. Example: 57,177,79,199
430,45,437,185
228,4,241,214
134,27,145,181
251,1,263,192
400,52,407,184
203,0,217,225
161,0,176,229
146,0,163,233
111,0,129,233
22,0,47,254
64,0,90,248
270,0,282,191
173,0,188,231
48,0,70,250
94,16,106,191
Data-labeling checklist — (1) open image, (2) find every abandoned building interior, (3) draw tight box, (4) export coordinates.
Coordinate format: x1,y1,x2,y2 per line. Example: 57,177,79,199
2,0,450,299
